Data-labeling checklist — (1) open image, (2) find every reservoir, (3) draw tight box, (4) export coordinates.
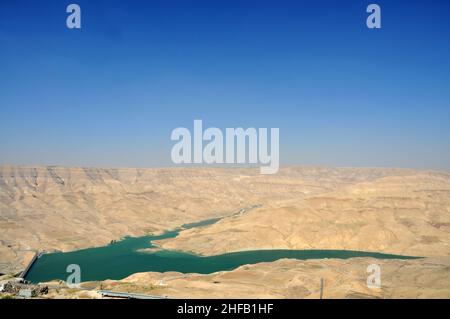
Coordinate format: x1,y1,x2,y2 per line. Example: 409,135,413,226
25,217,419,283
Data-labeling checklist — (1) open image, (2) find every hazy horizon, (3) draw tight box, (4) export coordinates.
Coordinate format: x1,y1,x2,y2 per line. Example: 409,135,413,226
1,163,449,174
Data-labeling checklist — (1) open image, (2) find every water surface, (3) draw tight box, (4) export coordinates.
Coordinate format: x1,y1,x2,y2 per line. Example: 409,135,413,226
26,218,419,283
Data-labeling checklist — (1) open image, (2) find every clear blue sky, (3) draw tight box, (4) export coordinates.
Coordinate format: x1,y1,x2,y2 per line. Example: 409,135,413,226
1,0,449,170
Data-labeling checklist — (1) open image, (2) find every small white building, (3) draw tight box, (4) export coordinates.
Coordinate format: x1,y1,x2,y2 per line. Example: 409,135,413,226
18,288,35,298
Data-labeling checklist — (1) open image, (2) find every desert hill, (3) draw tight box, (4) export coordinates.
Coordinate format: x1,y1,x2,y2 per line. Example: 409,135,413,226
1,165,449,276
39,257,450,299
157,172,450,257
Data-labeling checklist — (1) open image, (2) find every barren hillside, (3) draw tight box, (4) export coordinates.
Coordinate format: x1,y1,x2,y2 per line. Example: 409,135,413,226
43,257,450,299
1,166,449,275
157,172,450,257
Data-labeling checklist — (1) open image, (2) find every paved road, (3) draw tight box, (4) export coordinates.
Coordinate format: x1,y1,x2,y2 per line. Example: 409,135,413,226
98,290,169,299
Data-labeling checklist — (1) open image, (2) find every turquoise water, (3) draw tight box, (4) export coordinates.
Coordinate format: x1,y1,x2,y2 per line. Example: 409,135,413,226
25,218,419,283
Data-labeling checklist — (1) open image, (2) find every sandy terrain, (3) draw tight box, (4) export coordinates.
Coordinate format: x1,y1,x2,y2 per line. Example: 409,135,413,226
38,257,449,299
2,165,435,274
1,165,449,299
0,165,271,273
157,172,450,258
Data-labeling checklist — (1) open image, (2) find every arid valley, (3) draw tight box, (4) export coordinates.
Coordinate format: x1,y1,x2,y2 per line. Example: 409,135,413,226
1,166,449,299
